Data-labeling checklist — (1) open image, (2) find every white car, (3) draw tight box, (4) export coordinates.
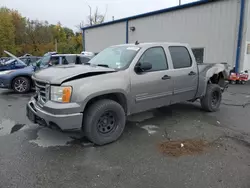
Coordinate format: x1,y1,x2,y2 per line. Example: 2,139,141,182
81,51,95,57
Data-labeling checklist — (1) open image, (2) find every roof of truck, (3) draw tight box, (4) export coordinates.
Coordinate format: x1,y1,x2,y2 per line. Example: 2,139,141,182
113,42,189,48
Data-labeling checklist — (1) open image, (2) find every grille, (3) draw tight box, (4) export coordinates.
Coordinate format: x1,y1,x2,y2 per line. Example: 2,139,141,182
35,80,49,103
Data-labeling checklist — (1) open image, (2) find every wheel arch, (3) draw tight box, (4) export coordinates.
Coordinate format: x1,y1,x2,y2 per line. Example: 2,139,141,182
83,92,129,115
200,64,229,97
11,75,33,89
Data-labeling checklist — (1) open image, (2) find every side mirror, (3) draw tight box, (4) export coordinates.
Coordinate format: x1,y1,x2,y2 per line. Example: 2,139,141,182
135,62,152,73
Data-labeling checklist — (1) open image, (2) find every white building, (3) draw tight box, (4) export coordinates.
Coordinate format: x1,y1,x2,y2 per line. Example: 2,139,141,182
81,0,250,72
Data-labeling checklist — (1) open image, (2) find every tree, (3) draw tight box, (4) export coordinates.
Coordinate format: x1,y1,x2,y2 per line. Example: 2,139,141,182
63,27,74,39
0,8,15,56
85,6,107,27
0,6,88,56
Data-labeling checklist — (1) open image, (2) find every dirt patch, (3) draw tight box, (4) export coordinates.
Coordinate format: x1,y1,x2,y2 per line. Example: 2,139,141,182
158,139,209,157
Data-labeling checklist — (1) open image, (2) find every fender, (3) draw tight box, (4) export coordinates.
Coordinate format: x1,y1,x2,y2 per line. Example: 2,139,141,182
80,89,131,114
200,64,229,97
205,64,228,81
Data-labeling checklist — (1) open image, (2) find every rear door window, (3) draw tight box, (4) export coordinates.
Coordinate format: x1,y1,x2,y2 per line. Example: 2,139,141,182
62,56,76,64
169,46,192,69
50,57,60,65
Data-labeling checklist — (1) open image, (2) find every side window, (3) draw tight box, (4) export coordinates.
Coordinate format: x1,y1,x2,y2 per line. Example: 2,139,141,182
169,46,192,69
50,57,60,65
139,47,168,71
192,48,204,64
79,56,91,64
16,59,23,65
63,56,76,64
26,58,31,65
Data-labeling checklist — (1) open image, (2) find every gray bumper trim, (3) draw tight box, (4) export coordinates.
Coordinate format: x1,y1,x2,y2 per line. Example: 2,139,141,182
27,98,83,131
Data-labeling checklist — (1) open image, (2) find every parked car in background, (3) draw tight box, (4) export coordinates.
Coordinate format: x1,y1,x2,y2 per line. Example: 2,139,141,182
0,51,40,71
0,57,41,71
26,42,229,145
0,57,11,64
81,51,95,57
0,52,92,93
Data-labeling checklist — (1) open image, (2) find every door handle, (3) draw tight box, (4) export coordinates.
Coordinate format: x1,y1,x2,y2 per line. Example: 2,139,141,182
162,75,171,80
188,71,196,76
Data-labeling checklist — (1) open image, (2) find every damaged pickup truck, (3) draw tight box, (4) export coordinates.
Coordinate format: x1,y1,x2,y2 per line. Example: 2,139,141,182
26,42,229,145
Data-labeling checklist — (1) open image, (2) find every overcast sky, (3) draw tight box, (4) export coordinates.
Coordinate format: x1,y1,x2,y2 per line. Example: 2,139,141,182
1,0,196,30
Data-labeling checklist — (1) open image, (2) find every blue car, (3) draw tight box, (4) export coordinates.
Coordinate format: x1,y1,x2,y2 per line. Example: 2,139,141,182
0,52,92,93
0,52,40,71
0,59,26,71
0,57,40,71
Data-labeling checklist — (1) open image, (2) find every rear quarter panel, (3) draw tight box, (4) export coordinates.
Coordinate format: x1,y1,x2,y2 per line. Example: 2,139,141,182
196,63,229,97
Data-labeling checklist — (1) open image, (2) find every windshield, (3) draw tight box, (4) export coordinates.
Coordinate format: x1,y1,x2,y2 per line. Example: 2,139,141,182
37,53,52,66
89,46,140,69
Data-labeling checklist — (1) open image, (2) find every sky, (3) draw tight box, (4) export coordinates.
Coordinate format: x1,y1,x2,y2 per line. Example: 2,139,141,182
1,0,196,31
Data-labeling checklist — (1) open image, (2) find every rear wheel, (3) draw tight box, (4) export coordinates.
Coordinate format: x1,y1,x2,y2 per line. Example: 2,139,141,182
200,84,222,112
83,99,126,145
12,77,31,93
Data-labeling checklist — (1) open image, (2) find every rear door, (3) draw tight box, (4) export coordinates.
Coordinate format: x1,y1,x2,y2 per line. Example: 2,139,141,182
130,46,174,114
168,46,198,103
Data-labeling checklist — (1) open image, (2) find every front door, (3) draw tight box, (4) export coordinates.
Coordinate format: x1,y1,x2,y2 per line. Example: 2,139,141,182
168,46,198,102
130,46,174,114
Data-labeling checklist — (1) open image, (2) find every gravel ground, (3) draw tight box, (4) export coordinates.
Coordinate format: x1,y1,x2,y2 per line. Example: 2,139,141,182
0,84,250,188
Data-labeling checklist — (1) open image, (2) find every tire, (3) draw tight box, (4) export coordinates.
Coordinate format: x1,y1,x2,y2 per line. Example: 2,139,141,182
83,99,126,145
12,77,31,93
200,84,222,112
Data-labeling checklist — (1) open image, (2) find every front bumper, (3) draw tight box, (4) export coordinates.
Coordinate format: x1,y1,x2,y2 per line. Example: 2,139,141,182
26,97,83,131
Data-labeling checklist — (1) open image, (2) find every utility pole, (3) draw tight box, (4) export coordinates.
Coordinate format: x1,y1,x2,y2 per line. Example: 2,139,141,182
88,5,92,26
112,16,114,21
179,0,181,5
55,39,57,52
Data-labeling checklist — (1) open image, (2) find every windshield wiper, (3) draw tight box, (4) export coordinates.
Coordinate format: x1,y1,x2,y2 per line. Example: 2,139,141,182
96,64,109,68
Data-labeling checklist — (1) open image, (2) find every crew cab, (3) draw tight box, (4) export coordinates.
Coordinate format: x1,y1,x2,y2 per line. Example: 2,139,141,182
26,42,229,145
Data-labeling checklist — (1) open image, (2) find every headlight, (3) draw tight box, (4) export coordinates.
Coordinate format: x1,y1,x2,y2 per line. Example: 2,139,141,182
0,70,15,75
50,86,72,103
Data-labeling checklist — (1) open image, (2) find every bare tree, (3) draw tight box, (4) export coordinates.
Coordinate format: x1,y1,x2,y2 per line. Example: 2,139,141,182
87,6,107,26
76,5,107,31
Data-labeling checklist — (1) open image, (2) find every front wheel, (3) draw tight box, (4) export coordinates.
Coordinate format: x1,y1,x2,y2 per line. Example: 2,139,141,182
83,99,126,145
12,77,31,93
200,84,222,112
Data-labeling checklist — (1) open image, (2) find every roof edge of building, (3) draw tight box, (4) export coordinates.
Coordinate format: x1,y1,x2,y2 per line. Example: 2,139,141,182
81,0,218,30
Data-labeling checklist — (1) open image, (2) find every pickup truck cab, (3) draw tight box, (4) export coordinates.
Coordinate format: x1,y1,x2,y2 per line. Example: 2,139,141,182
27,42,229,145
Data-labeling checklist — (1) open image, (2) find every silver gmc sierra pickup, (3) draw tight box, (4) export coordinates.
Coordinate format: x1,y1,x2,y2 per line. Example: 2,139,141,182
26,42,229,145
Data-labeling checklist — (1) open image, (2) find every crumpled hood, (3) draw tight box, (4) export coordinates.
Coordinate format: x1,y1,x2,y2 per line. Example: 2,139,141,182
32,64,116,85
